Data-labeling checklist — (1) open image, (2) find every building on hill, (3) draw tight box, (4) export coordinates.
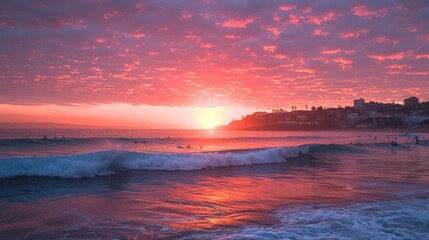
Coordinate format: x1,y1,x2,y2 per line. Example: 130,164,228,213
365,101,395,112
354,98,365,112
219,96,429,130
404,97,419,108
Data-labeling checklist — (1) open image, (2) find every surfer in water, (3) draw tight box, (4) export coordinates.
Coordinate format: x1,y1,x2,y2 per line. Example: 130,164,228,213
415,136,419,144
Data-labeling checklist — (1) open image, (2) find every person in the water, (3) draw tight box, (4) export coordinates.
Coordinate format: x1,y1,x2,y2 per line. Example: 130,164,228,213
415,136,419,144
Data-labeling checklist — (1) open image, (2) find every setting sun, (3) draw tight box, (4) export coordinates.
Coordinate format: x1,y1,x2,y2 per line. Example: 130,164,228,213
193,108,226,129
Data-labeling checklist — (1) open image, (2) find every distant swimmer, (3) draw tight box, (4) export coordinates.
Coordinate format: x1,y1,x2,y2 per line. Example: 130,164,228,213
134,141,138,144
415,136,420,144
187,144,191,149
42,135,48,140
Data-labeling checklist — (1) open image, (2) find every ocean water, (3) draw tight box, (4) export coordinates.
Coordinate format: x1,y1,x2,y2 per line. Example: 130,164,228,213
0,129,428,239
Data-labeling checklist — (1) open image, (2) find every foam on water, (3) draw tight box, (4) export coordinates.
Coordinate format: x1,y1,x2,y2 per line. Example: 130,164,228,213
188,197,429,239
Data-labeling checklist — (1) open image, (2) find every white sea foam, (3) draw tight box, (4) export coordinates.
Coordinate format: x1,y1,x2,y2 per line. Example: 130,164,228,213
189,198,429,239
0,146,310,178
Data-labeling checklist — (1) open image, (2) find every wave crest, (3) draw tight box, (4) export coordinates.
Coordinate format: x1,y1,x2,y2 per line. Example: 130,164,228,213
0,146,310,178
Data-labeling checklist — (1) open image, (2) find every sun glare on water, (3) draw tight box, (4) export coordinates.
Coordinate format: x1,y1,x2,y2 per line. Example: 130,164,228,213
194,108,226,129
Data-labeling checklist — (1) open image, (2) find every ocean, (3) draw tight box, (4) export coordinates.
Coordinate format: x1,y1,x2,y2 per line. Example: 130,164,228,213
0,129,428,239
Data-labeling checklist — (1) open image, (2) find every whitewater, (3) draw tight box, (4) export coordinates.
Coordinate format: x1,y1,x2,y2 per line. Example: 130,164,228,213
1,129,428,239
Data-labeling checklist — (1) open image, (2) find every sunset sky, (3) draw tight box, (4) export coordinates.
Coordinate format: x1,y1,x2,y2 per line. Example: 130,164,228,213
1,0,428,128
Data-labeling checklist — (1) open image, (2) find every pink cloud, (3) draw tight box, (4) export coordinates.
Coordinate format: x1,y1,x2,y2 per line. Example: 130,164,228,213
372,36,388,43
369,52,406,61
415,54,429,59
266,27,281,36
306,12,340,25
274,54,287,60
222,18,256,28
225,35,241,40
405,71,428,76
388,64,407,69
185,34,201,42
182,11,192,20
135,2,145,9
156,67,177,71
313,29,328,36
289,14,300,25
339,29,368,38
279,5,295,11
333,57,353,69
296,68,315,74
200,43,214,48
90,67,103,73
322,49,341,54
263,45,277,52
95,38,106,43
351,5,388,19
103,11,119,20
344,50,356,54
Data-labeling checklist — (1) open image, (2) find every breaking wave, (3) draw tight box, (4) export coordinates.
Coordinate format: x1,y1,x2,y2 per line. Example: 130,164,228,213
0,141,422,179
0,146,311,178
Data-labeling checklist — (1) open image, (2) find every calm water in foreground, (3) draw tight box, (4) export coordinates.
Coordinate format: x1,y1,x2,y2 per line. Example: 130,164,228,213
0,129,429,239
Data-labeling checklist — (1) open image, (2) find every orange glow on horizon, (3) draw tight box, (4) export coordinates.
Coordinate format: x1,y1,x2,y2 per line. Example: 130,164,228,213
0,103,251,129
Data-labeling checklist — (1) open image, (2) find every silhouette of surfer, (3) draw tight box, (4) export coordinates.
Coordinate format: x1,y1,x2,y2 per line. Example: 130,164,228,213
415,136,419,144
42,135,48,140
